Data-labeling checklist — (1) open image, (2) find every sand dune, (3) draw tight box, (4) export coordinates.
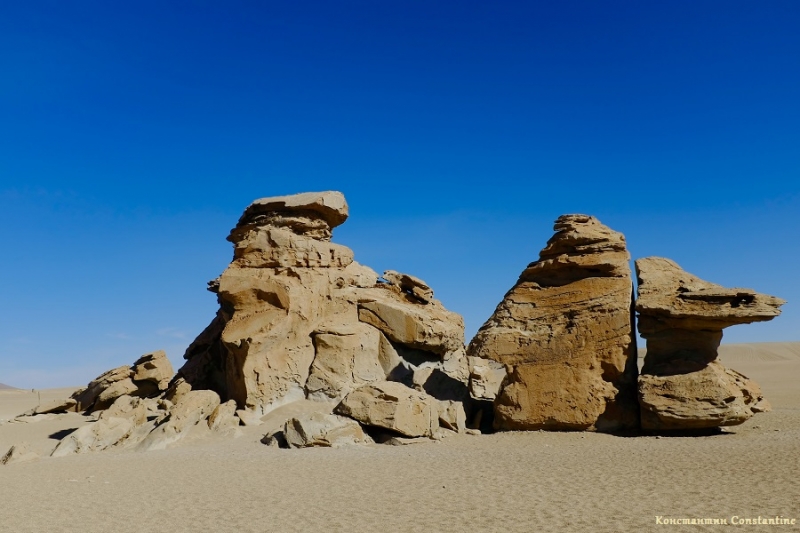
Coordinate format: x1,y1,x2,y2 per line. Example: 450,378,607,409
1,343,798,532
0,382,17,390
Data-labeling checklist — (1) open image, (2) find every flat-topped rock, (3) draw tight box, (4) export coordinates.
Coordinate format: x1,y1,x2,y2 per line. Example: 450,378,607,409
636,257,785,332
635,256,784,431
636,257,785,373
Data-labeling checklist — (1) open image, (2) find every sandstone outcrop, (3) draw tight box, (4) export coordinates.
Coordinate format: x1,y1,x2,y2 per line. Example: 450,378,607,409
635,257,784,430
52,395,150,456
178,191,471,445
70,351,174,413
468,214,639,432
139,389,221,451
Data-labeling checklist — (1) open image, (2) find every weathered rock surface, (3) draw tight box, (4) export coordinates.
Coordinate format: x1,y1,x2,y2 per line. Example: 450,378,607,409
636,257,784,430
51,395,149,456
263,412,369,448
178,191,469,435
139,390,221,451
468,214,639,431
305,322,384,401
69,351,174,413
208,400,240,432
335,381,438,438
639,362,770,430
357,285,464,355
132,350,174,392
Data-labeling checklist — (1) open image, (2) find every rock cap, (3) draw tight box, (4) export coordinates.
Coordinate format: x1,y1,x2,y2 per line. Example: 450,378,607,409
635,257,785,329
238,191,349,229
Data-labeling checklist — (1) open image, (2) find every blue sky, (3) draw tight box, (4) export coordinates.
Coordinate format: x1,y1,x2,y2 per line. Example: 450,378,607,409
1,2,798,388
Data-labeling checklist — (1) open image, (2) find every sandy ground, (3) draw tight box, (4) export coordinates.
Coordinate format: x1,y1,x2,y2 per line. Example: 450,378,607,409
1,343,798,533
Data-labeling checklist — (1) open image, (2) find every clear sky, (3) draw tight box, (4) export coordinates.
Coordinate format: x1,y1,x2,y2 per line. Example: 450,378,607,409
1,2,798,388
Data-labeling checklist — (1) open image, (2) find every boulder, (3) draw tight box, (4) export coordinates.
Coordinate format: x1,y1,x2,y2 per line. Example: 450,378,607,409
357,286,464,355
436,400,467,433
71,365,133,412
468,214,639,432
335,381,438,438
305,323,385,401
51,395,149,456
33,397,77,415
94,378,139,410
639,362,770,430
138,390,221,451
636,257,785,373
132,350,174,391
270,412,369,448
208,400,240,432
67,350,175,414
635,257,784,430
467,357,507,401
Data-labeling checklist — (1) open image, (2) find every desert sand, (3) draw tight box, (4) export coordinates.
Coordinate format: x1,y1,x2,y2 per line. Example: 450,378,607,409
1,342,798,532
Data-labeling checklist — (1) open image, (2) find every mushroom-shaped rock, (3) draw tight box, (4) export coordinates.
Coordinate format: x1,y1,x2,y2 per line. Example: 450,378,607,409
234,191,349,241
467,214,639,432
635,257,784,431
178,191,469,421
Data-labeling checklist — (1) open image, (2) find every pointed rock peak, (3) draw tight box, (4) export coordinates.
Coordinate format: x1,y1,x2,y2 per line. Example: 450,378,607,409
635,257,785,327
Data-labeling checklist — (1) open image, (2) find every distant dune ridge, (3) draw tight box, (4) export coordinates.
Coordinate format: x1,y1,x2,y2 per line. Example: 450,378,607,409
0,383,17,390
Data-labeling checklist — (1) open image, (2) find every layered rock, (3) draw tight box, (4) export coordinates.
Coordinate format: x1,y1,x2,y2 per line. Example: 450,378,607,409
178,191,470,444
635,257,784,430
68,351,174,413
334,381,438,438
468,214,638,432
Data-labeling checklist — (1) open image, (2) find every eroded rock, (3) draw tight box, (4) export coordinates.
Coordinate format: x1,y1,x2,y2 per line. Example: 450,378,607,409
264,412,369,448
335,381,438,438
635,257,784,431
468,214,639,432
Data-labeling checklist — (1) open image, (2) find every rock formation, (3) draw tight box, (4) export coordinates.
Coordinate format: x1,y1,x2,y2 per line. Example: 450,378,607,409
174,191,471,445
69,351,174,413
635,257,784,430
179,191,468,418
468,214,639,432
19,195,788,456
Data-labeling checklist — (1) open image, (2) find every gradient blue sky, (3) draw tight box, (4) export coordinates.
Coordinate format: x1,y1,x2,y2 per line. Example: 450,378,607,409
1,2,798,388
